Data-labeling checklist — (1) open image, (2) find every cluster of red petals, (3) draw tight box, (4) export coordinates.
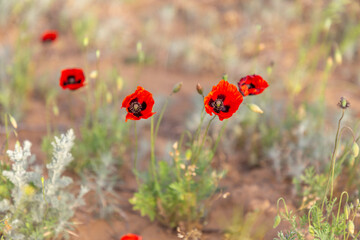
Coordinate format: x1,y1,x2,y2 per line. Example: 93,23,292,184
237,74,268,96
41,30,58,43
204,80,243,121
120,234,142,240
59,68,86,90
122,86,156,122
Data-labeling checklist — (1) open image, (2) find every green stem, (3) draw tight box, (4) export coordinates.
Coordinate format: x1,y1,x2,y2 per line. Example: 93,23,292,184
336,191,349,223
150,117,160,194
276,197,289,216
211,119,228,161
322,109,345,210
155,97,169,139
193,116,215,164
134,121,139,184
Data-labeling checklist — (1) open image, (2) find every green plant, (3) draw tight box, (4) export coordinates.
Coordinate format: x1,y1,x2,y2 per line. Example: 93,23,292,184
274,97,360,239
130,78,265,230
224,208,269,240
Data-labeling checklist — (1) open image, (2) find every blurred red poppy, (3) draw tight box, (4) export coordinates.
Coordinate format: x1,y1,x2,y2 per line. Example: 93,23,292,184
59,68,85,90
237,74,268,96
120,234,142,240
122,86,156,122
204,79,243,121
41,30,58,43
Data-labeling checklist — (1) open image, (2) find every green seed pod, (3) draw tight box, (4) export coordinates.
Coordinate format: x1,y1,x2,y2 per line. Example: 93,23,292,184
352,142,359,158
348,220,355,235
273,215,281,228
172,82,183,94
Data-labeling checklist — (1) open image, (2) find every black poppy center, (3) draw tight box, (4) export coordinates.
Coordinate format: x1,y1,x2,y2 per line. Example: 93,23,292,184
209,94,230,113
63,75,82,86
246,83,256,89
128,98,147,117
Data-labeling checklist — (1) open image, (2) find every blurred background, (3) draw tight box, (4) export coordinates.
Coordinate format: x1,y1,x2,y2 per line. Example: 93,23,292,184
1,0,360,239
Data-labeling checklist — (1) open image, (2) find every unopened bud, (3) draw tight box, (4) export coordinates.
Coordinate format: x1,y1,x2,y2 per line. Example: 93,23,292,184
53,105,59,116
345,204,350,220
335,47,342,65
96,50,101,59
83,37,89,47
352,142,359,157
348,220,355,234
8,114,17,129
117,77,124,91
247,103,263,114
106,92,112,104
309,226,315,236
273,215,281,228
196,83,203,95
222,74,228,81
89,70,98,79
172,82,183,94
136,41,142,52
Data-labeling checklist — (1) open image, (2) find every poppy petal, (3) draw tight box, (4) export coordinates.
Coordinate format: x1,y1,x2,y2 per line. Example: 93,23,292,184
120,234,142,240
204,80,243,121
122,86,156,121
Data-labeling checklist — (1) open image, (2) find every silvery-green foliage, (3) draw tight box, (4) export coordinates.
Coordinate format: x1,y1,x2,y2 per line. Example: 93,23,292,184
0,129,89,239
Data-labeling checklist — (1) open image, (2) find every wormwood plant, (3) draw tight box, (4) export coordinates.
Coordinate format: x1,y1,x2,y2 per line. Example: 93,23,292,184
0,129,88,239
274,97,360,240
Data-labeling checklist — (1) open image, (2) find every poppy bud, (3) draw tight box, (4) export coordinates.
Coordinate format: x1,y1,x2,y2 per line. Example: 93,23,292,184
90,70,98,79
117,77,124,91
273,215,281,228
83,37,89,47
172,82,183,94
53,105,59,116
8,114,17,129
96,50,101,59
247,103,264,114
309,226,315,236
352,142,359,157
222,74,228,81
348,220,355,234
106,92,112,104
345,204,350,220
196,83,203,95
335,47,342,65
136,41,142,52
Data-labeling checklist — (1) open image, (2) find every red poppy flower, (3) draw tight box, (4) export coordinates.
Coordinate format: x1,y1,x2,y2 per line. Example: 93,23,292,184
122,86,156,122
59,68,86,90
120,234,142,240
238,74,268,96
41,30,58,43
204,80,243,121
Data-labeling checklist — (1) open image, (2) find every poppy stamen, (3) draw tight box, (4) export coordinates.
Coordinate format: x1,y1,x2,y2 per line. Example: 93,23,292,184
60,68,85,90
128,98,146,117
209,94,230,113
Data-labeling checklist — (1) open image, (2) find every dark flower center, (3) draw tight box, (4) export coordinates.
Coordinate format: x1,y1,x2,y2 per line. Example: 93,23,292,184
246,83,256,89
209,94,230,113
63,75,82,86
128,98,147,117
